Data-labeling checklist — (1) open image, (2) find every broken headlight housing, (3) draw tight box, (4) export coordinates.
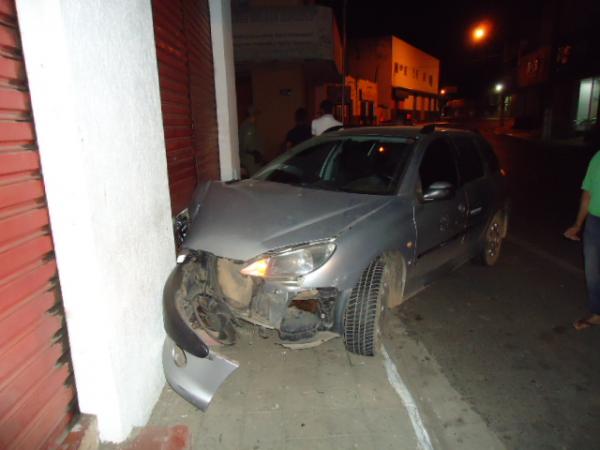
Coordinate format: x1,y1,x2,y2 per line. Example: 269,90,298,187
240,241,336,279
174,208,190,249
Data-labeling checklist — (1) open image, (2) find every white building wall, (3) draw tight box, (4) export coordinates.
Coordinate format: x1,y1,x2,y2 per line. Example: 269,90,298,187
16,0,175,442
391,36,439,95
209,0,240,181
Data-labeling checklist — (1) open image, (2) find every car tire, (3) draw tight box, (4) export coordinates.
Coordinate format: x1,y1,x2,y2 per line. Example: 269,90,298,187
480,211,504,267
343,258,386,356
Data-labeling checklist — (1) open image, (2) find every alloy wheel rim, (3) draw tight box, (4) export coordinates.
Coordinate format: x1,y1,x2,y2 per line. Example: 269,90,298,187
486,221,502,258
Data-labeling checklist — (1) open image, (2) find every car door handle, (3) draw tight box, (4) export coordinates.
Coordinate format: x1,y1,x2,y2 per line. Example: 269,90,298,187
469,206,483,216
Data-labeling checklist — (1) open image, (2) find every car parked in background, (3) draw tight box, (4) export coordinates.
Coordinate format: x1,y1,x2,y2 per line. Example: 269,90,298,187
162,124,509,409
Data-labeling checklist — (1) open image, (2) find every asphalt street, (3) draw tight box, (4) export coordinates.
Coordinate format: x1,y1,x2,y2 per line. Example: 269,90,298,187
385,127,600,450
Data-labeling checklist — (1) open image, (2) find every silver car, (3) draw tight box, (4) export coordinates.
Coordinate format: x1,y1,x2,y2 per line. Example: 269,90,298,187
162,125,509,409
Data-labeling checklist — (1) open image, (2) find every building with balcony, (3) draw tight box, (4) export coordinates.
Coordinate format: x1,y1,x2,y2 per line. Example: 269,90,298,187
348,36,440,123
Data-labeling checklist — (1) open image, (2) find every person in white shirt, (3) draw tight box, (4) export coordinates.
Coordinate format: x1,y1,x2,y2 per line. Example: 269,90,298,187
311,99,342,136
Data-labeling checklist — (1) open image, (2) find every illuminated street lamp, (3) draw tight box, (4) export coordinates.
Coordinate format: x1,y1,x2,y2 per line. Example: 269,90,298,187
494,83,504,93
471,24,488,43
440,89,446,96
473,25,487,42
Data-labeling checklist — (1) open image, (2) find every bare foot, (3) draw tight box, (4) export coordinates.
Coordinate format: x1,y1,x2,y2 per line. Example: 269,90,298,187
573,314,600,331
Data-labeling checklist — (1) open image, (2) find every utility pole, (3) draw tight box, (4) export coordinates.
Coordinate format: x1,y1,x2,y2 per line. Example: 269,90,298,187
340,0,347,124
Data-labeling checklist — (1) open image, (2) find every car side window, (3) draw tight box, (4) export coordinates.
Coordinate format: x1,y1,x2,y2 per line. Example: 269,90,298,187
419,138,458,191
453,135,485,184
476,137,500,174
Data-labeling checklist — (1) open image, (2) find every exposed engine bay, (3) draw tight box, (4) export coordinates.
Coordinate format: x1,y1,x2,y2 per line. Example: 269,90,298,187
175,250,341,347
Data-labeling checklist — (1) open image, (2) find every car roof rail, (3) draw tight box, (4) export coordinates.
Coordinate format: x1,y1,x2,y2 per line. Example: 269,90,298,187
323,125,344,134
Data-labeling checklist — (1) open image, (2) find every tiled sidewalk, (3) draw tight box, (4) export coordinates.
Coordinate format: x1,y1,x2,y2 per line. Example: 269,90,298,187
146,332,418,450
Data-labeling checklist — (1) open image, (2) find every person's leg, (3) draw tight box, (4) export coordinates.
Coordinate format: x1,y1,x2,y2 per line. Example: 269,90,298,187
576,215,600,329
584,215,600,314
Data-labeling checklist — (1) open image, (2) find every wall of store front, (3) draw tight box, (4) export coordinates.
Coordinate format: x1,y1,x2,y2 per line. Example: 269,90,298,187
17,0,239,443
248,65,307,161
16,0,175,442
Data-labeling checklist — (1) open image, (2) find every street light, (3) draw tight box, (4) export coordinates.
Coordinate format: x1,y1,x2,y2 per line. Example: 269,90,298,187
440,89,446,96
494,83,504,93
470,22,490,44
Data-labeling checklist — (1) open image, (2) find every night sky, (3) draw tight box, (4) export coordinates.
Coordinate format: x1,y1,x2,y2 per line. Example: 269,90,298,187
319,0,548,98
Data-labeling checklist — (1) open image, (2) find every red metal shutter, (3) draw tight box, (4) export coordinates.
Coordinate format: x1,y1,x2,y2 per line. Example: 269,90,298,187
0,1,78,449
183,0,220,183
152,0,220,215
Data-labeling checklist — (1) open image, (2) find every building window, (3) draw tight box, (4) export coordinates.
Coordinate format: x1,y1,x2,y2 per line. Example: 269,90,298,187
404,66,407,75
394,62,399,73
422,72,426,81
428,74,433,86
576,77,600,130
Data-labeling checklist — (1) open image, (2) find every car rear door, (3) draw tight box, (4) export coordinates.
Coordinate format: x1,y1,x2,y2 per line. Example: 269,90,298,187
413,137,468,284
451,134,494,247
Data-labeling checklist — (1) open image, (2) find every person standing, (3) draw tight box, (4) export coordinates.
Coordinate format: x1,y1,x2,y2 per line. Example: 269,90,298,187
564,150,600,330
284,108,312,150
311,99,342,136
238,106,264,177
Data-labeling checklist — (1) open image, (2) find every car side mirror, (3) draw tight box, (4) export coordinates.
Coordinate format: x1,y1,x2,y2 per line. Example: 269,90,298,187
422,181,455,202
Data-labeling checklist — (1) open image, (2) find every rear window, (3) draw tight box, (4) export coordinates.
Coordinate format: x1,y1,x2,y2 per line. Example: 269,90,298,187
453,135,485,184
419,138,458,190
476,136,500,173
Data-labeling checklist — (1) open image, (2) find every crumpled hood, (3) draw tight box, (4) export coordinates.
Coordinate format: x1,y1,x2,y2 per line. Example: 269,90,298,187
184,180,394,261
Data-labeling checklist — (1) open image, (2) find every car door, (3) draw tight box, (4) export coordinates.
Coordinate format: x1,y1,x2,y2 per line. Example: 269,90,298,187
451,134,493,248
413,137,468,285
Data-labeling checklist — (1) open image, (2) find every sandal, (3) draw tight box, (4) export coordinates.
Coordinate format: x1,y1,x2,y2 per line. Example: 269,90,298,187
573,316,600,331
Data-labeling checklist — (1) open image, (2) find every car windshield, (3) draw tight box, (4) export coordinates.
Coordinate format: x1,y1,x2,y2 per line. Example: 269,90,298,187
253,138,414,195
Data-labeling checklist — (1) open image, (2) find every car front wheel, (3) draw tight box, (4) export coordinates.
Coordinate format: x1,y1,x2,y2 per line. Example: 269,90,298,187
343,258,387,356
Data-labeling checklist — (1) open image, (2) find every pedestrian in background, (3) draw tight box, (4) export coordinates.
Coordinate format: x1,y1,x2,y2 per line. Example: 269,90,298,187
564,150,600,330
311,99,342,136
238,106,264,177
283,107,312,150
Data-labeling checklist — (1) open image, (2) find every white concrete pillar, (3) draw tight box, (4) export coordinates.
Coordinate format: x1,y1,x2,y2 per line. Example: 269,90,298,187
209,0,241,181
16,0,175,442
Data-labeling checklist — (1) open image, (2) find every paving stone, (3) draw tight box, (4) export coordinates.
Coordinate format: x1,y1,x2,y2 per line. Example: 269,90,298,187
283,409,335,440
244,387,285,412
285,434,378,450
363,408,417,440
121,425,190,450
240,411,285,445
327,408,371,436
133,332,422,450
356,382,405,409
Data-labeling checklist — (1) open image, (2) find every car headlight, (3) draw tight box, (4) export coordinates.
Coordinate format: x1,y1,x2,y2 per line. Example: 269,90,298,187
240,241,336,279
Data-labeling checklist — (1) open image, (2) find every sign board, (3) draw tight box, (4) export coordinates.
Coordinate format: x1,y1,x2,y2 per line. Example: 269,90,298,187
233,6,336,62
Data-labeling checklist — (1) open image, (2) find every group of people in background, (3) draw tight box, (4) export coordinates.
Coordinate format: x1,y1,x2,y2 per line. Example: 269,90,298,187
238,99,342,177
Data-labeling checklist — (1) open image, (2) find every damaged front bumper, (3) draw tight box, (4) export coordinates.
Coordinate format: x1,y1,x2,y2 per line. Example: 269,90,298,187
162,255,238,410
162,337,238,411
162,249,342,409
